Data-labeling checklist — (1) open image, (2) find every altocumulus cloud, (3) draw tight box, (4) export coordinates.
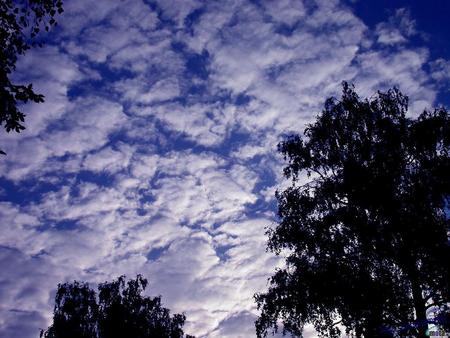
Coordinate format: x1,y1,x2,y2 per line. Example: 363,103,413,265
1,0,449,337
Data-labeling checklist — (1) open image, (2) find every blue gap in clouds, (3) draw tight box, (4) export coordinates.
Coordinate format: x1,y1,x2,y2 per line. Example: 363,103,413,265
67,62,135,101
67,78,104,101
235,93,252,106
0,165,117,217
137,189,156,216
52,219,78,230
146,244,170,261
171,41,210,81
215,243,237,262
184,7,205,31
143,0,179,28
185,50,210,80
152,118,213,153
36,219,79,232
247,164,279,217
73,170,116,190
0,178,27,205
273,22,299,37
0,176,69,206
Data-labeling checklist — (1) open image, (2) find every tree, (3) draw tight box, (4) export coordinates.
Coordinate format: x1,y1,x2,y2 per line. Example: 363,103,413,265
0,0,63,154
41,275,195,338
255,83,449,338
40,281,98,338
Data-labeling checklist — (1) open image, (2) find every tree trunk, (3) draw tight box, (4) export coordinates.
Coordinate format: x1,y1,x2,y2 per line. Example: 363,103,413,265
409,268,428,338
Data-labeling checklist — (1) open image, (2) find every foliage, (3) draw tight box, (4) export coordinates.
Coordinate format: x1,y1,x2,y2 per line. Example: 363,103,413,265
255,83,449,338
41,275,195,338
0,0,63,154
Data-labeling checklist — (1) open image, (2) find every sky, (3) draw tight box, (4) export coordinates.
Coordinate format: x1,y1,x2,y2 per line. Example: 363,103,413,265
1,0,450,337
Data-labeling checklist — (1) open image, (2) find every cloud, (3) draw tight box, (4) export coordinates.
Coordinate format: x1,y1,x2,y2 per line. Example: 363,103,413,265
0,96,126,181
263,0,306,26
8,46,83,138
82,145,134,174
0,0,447,337
150,102,236,146
0,246,62,338
430,58,450,87
375,8,416,46
210,311,259,338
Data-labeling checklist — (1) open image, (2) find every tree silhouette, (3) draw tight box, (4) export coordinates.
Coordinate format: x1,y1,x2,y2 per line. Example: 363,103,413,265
0,0,63,154
255,83,449,338
40,281,98,338
41,275,195,338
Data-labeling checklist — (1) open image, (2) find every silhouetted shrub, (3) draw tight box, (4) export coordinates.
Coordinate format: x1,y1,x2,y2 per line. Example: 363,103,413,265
41,275,195,338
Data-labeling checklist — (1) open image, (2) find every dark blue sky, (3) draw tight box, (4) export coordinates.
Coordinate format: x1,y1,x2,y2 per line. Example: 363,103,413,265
351,0,450,58
350,0,450,106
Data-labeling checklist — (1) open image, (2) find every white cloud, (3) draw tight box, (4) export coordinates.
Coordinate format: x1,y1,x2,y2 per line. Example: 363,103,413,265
7,46,82,139
155,0,203,27
375,8,416,46
82,145,134,174
263,0,305,26
430,58,450,85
